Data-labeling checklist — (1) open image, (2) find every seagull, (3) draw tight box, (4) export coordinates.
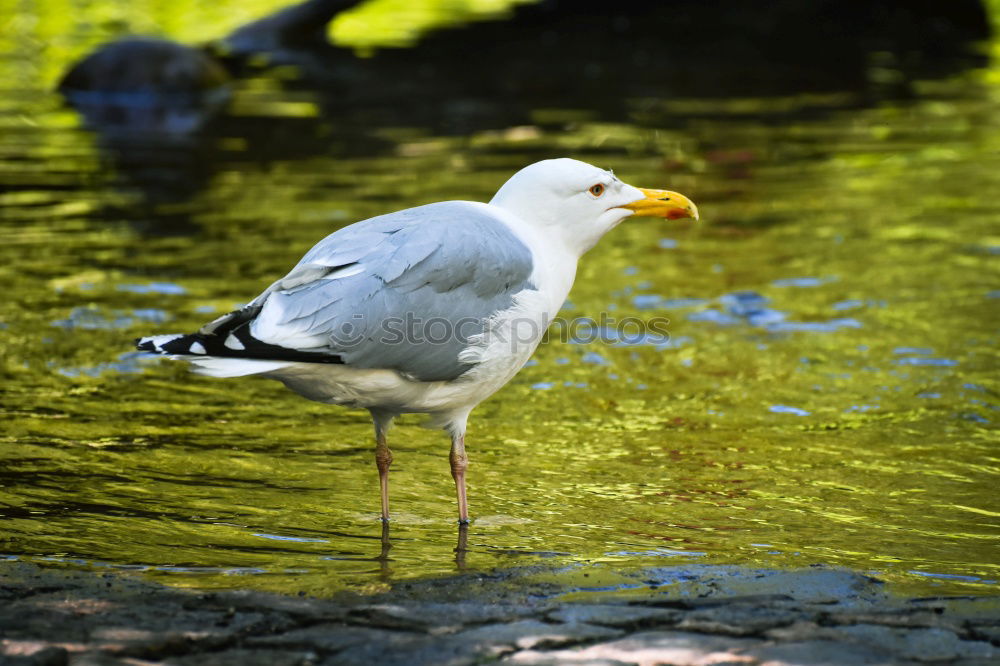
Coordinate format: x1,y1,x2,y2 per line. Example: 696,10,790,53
137,158,698,524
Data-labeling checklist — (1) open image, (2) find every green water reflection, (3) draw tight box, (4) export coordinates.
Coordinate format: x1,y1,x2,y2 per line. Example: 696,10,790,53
0,1,998,598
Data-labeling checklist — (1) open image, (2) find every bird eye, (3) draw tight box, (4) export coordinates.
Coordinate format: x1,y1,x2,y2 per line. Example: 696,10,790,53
589,183,605,197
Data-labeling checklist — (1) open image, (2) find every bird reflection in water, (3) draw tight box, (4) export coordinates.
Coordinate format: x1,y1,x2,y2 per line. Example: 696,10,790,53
56,0,367,226
58,0,364,137
323,522,469,578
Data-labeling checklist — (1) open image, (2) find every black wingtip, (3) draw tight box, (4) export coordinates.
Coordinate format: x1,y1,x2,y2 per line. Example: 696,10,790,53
134,330,344,365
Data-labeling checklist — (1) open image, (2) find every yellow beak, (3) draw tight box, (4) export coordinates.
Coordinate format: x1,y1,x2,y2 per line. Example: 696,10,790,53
622,188,700,221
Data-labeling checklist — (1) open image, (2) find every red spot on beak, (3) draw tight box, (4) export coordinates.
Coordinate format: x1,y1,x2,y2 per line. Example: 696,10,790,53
666,208,689,220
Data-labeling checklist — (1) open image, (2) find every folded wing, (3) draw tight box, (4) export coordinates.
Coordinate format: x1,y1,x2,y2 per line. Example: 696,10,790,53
150,201,536,383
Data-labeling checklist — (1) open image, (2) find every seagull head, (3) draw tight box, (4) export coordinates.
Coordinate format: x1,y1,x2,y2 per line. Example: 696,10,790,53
489,158,698,255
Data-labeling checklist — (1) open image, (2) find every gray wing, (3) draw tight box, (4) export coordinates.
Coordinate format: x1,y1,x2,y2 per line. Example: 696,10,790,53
242,201,535,382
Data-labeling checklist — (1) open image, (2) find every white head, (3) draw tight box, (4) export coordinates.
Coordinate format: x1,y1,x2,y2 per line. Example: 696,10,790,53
489,158,698,256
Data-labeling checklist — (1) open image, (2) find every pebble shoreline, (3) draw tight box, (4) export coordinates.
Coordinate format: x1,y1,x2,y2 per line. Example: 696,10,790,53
1,561,998,665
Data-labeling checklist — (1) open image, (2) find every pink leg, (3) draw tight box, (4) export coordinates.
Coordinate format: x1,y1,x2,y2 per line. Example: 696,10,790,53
375,431,392,522
371,411,396,522
450,433,469,524
366,408,394,524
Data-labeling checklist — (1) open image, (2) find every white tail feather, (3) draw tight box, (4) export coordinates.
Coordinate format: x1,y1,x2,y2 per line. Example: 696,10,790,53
180,356,292,378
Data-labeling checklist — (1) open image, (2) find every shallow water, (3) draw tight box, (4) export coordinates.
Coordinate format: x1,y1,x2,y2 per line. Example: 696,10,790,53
1,1,998,598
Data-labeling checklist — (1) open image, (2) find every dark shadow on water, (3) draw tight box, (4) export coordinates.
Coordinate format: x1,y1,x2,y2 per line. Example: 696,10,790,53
355,0,990,132
54,0,991,231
